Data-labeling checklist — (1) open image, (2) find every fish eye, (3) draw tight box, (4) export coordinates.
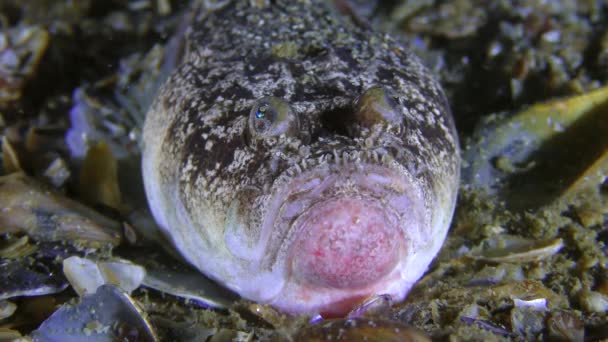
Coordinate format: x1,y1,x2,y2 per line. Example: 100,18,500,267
353,86,402,128
248,96,299,140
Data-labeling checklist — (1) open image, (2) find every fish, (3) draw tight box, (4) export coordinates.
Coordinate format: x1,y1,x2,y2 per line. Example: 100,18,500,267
142,0,460,317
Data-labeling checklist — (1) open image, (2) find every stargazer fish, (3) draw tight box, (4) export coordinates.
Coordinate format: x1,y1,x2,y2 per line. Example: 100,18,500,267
142,0,460,317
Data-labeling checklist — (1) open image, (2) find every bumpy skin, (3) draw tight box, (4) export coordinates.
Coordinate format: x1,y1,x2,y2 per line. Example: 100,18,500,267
143,0,460,316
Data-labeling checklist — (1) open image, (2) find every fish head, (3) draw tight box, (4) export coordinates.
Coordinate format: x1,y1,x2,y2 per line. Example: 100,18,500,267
215,85,452,316
143,23,458,316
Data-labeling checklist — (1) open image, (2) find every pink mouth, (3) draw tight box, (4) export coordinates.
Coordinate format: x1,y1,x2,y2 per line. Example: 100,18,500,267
260,162,426,316
290,197,404,291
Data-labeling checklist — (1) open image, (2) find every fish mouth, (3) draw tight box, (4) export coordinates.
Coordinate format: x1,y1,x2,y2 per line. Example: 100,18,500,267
257,152,429,313
266,154,429,267
288,195,404,290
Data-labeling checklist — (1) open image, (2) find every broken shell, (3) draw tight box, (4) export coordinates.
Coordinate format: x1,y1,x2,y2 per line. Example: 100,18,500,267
513,298,548,312
209,329,254,342
401,278,568,330
31,285,157,342
63,256,145,296
546,310,584,341
62,257,104,296
459,317,512,337
152,321,217,342
510,304,548,339
0,300,17,320
98,260,146,294
467,265,510,286
0,257,68,300
64,86,114,158
65,79,142,160
0,235,37,259
490,280,566,309
463,84,608,209
1,136,22,173
125,248,238,309
578,290,608,313
295,318,430,342
0,172,122,246
122,222,139,245
42,157,71,188
346,294,393,319
232,302,283,329
405,1,486,38
79,142,122,209
0,25,49,107
472,235,564,263
0,328,26,342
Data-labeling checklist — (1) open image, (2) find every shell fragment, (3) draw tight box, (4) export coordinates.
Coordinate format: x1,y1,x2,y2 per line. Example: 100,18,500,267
62,256,146,296
31,285,157,342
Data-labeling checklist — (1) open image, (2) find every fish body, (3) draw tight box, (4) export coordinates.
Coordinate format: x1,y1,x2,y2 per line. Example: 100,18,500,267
142,0,459,316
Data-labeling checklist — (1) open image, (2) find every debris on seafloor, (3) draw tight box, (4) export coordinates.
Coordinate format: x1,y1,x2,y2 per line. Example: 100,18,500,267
42,157,71,188
65,82,141,161
62,256,145,296
463,84,608,210
545,310,585,341
123,247,240,310
346,294,393,319
1,136,22,173
2,124,70,178
0,170,242,340
0,327,28,342
64,43,167,162
0,300,17,320
401,0,487,39
0,172,122,245
470,235,564,263
31,285,158,342
295,317,431,342
78,141,122,210
0,25,49,108
0,235,36,259
0,252,68,301
388,83,608,340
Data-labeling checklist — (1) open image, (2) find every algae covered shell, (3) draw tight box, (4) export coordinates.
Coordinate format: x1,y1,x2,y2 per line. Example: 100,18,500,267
0,172,122,245
463,84,608,210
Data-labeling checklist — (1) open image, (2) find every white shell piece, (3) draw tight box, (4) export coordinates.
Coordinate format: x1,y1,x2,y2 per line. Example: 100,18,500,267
31,285,157,342
98,261,146,294
63,256,105,296
63,256,146,296
0,300,17,320
513,298,548,312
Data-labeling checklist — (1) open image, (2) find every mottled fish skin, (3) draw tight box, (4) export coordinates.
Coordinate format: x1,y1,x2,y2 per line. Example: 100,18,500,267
143,0,460,316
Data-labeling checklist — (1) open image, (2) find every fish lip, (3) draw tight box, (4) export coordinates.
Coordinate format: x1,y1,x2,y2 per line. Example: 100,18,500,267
258,160,424,313
248,149,430,312
260,155,428,273
286,194,405,289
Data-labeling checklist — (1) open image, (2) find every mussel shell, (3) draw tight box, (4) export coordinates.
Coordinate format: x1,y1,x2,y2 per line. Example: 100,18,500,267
31,284,157,342
0,257,67,301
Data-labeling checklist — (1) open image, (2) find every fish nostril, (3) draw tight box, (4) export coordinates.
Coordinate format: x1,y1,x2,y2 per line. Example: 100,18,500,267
318,105,355,137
